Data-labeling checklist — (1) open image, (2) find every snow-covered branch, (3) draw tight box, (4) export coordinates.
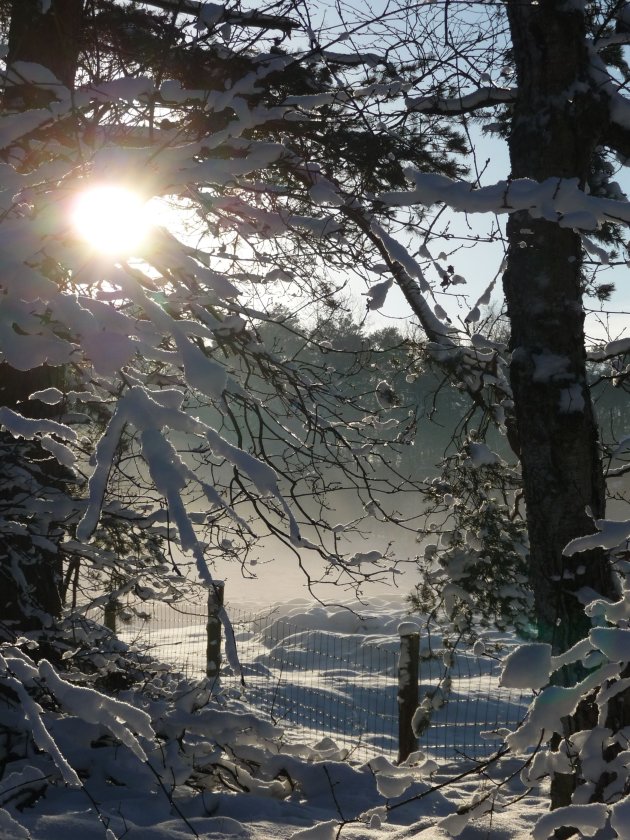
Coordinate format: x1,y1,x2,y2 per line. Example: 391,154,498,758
404,86,516,115
379,170,630,231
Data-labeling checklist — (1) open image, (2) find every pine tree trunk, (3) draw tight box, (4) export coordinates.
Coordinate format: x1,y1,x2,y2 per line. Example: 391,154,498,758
505,0,616,651
503,214,613,653
0,1,83,631
504,0,622,812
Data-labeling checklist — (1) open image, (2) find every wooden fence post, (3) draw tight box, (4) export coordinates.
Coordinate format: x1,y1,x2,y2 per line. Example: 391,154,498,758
397,625,419,764
206,581,225,679
103,599,117,634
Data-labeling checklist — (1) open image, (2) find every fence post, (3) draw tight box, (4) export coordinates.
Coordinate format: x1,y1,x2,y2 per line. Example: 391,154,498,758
206,581,225,679
103,599,117,634
397,625,419,764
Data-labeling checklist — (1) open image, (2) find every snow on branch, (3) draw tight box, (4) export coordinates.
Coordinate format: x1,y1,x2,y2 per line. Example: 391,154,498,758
563,517,630,555
379,170,630,231
368,222,453,342
506,663,619,755
404,86,516,115
531,804,609,840
77,384,305,573
38,659,154,762
0,653,81,788
313,50,389,68
0,407,77,443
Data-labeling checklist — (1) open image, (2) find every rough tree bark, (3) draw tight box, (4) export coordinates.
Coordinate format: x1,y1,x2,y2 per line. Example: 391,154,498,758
504,0,623,814
504,0,617,654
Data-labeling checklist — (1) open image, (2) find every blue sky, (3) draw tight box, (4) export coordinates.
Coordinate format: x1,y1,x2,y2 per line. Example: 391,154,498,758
366,130,630,347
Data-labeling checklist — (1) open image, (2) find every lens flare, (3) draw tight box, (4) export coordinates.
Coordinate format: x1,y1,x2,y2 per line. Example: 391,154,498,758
72,185,151,255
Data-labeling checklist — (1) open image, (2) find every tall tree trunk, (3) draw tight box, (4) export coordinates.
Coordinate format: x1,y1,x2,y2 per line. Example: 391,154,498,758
0,1,83,631
504,0,616,653
504,0,621,813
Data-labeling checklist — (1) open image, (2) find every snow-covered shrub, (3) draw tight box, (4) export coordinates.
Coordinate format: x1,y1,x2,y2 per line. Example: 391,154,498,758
457,524,630,840
410,448,532,639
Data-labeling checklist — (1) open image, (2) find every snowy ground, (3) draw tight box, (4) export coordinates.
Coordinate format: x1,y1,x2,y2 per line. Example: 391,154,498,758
118,596,532,763
15,756,545,840
61,595,551,840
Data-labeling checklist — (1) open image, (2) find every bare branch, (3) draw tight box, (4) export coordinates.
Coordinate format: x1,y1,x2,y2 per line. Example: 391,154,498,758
130,0,299,32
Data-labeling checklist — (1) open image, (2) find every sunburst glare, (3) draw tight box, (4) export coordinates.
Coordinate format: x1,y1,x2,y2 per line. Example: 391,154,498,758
72,185,152,255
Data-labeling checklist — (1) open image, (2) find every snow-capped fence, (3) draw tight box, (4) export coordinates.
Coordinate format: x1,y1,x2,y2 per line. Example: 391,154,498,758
114,597,532,763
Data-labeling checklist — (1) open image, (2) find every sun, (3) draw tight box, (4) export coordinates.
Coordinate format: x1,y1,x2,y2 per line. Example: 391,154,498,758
71,185,152,255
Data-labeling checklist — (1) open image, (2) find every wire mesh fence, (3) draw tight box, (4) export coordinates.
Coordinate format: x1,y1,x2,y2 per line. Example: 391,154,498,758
112,595,208,674
413,648,530,761
224,608,401,761
112,597,532,763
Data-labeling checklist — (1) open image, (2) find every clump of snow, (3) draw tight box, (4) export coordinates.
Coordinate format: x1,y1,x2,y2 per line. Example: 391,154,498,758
309,179,344,207
500,643,552,691
398,621,421,636
531,803,608,840
558,384,585,413
589,627,630,661
532,351,570,383
564,518,630,555
29,387,64,404
364,277,393,311
611,797,630,839
466,441,501,467
290,821,339,839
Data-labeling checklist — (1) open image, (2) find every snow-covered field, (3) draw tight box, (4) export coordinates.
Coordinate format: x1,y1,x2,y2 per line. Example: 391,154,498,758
3,594,550,840
118,596,532,764
52,595,550,840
